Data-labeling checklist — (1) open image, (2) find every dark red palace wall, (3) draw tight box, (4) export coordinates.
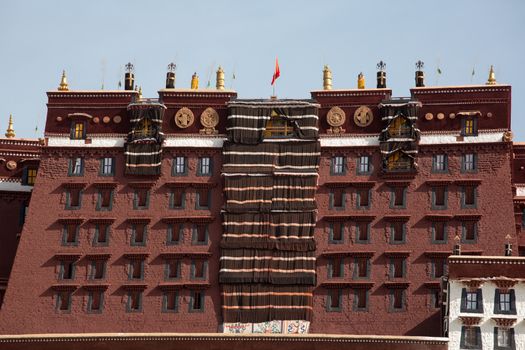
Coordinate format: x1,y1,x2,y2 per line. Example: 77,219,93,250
0,82,517,337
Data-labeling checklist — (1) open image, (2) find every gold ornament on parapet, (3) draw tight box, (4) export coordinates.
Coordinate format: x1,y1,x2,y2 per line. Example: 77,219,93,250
199,107,219,135
175,107,195,129
503,131,513,142
6,160,17,171
353,106,373,127
327,106,346,134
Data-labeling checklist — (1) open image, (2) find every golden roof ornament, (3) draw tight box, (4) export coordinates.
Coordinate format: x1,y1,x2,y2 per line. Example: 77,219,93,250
58,70,69,91
357,72,365,89
5,114,15,138
138,86,143,98
166,62,176,88
486,65,497,85
216,66,225,90
323,65,332,90
191,72,199,90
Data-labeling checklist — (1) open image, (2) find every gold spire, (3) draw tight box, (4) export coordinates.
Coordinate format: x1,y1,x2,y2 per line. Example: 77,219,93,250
5,114,15,138
486,65,497,85
357,72,365,89
191,72,199,90
323,65,332,90
216,66,225,90
138,86,143,98
58,70,69,91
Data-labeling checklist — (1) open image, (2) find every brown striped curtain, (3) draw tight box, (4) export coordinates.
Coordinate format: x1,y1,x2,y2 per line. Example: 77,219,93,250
224,176,318,213
223,142,320,174
221,212,316,251
221,101,319,324
227,106,271,144
220,249,316,285
222,284,313,323
227,103,319,144
124,143,162,175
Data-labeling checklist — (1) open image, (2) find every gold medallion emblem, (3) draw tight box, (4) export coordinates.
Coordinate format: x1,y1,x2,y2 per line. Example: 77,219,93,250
327,106,346,127
175,107,195,129
200,108,219,128
353,106,374,127
326,106,346,134
6,160,17,171
199,107,219,135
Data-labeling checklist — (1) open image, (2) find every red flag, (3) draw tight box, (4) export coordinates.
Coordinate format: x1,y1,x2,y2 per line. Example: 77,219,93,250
271,58,280,85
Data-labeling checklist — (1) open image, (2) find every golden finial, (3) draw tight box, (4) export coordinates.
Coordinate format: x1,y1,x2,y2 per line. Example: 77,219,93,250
486,65,497,85
323,65,332,90
58,70,69,91
138,86,143,98
191,72,199,90
216,66,225,90
357,72,365,89
5,114,15,138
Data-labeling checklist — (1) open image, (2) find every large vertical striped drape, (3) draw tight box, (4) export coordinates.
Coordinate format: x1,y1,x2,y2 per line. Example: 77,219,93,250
220,100,320,326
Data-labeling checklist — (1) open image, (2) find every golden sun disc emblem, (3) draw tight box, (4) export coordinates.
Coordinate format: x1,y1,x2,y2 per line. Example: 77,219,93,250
327,106,346,127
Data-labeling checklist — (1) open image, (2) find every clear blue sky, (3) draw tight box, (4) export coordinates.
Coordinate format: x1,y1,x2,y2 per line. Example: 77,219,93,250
1,0,524,139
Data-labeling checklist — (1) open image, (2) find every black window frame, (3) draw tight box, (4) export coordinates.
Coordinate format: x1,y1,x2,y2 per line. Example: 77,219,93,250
460,288,483,313
331,156,346,175
68,157,84,176
432,154,448,173
172,156,188,176
494,289,516,315
494,327,515,350
460,326,482,350
461,117,478,137
357,155,372,175
462,153,478,173
99,157,115,176
197,157,213,176
70,120,86,140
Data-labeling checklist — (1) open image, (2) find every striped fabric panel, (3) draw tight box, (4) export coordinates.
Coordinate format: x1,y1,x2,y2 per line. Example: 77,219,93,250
224,176,318,212
226,105,319,144
221,101,319,324
124,143,162,175
223,141,320,173
219,249,316,285
128,103,166,123
221,212,316,250
222,284,313,323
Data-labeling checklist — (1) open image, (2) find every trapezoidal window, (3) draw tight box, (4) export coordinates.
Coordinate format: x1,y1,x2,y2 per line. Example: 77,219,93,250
387,115,411,138
263,111,294,138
